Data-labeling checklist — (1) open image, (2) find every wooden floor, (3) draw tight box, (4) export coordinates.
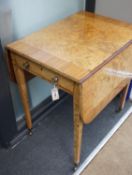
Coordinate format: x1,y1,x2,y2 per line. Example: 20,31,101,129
81,114,132,175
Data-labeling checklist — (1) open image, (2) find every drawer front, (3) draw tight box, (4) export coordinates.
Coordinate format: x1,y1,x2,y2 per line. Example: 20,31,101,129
11,53,74,94
80,45,132,124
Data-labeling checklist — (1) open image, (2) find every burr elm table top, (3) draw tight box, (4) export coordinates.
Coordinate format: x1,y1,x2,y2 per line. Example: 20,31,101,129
7,11,132,83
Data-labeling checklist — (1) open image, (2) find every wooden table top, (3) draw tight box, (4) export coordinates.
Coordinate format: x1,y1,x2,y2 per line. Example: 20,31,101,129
7,11,132,83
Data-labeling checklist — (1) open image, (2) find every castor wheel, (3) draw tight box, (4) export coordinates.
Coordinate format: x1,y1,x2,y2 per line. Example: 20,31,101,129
73,163,78,172
116,108,122,113
28,129,32,136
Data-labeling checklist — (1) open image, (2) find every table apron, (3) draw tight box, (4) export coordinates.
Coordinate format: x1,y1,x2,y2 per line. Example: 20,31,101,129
11,53,75,95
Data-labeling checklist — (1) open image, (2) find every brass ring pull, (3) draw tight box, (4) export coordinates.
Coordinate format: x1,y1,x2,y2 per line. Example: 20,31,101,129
23,62,30,70
52,76,59,85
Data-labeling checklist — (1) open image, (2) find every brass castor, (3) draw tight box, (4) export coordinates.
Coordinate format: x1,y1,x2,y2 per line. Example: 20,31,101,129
116,107,122,113
28,129,32,136
73,163,79,172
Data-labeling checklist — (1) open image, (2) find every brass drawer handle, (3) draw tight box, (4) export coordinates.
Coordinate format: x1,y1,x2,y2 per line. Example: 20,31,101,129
23,62,30,70
52,76,59,85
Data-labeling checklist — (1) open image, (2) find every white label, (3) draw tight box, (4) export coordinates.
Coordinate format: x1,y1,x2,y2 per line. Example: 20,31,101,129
51,86,59,101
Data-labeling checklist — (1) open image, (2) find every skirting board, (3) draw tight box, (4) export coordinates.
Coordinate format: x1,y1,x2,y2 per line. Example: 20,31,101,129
10,91,68,148
74,105,132,175
16,91,67,131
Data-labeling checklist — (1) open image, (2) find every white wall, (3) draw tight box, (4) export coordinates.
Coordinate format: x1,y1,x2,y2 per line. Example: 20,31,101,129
95,0,132,23
95,0,132,100
0,0,85,119
11,0,85,39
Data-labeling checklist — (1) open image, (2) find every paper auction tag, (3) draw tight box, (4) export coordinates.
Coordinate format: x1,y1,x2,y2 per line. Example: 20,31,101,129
51,86,59,101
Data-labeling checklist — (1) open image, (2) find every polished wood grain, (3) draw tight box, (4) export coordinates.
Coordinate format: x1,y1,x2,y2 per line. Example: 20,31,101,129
118,82,130,111
12,59,32,130
11,53,74,95
6,11,132,83
73,84,83,165
6,11,132,165
7,51,34,82
80,45,132,124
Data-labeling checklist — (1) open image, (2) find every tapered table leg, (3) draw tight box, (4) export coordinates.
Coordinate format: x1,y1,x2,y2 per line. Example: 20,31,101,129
118,82,130,111
13,62,32,131
73,85,83,167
